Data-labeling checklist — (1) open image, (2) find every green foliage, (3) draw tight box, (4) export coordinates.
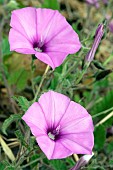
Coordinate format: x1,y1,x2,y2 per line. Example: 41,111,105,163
2,114,22,135
92,89,113,127
2,37,11,56
50,72,60,90
106,141,113,154
0,163,5,170
109,159,113,167
95,69,112,81
0,0,4,4
30,154,40,169
33,75,41,84
42,0,59,10
8,68,29,91
6,0,19,10
94,125,106,151
50,160,68,170
15,129,27,147
13,96,32,112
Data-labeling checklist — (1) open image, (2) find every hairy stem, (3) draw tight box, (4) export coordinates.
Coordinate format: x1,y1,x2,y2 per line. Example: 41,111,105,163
33,65,50,102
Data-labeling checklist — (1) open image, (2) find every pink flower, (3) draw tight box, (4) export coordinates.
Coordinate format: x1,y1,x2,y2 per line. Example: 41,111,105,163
22,91,94,160
85,0,99,8
9,7,81,69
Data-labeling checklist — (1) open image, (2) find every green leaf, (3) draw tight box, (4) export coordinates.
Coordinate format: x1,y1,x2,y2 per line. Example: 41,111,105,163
8,68,29,91
15,130,27,147
94,125,106,151
0,0,4,4
42,0,59,10
2,37,11,56
50,160,68,170
13,96,31,112
30,154,40,169
6,0,19,10
2,114,22,135
106,141,113,154
0,163,5,170
33,76,41,84
50,72,60,90
109,159,113,167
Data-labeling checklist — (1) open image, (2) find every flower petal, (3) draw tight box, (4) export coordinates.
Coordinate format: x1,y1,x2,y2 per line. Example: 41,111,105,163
36,8,56,43
22,102,47,135
36,51,68,69
45,51,68,69
60,132,94,154
35,52,55,69
9,29,35,54
38,91,71,129
36,135,72,159
60,101,94,133
36,8,81,54
10,7,37,43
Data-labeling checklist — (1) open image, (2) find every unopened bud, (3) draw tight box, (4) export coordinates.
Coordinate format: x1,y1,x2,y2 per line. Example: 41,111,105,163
85,24,104,63
70,153,94,170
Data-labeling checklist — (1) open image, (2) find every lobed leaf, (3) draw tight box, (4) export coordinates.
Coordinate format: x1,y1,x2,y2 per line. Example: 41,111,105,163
13,96,32,112
2,114,22,135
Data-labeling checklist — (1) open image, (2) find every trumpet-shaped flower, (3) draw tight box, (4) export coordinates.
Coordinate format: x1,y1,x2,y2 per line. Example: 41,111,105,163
22,91,94,159
9,7,81,69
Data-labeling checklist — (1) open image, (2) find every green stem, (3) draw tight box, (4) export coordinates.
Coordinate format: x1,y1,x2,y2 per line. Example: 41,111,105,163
75,63,89,85
20,158,41,168
95,111,113,127
56,58,81,90
33,65,50,102
93,107,113,118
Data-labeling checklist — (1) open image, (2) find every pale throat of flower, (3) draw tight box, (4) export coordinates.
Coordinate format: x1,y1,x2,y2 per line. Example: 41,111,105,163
48,125,60,141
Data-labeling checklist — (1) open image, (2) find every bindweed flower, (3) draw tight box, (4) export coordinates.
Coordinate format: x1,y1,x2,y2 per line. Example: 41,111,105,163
9,7,81,69
70,152,94,170
85,24,104,63
85,0,99,8
102,0,108,5
22,91,94,159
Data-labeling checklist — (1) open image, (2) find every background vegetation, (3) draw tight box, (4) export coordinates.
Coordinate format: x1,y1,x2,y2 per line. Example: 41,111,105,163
0,0,113,169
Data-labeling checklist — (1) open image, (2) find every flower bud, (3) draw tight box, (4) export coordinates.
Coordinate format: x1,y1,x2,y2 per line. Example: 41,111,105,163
70,152,94,170
85,24,104,63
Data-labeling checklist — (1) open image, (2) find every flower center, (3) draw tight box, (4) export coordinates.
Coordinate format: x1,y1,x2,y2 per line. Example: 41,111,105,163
33,41,44,52
34,47,42,52
48,125,60,141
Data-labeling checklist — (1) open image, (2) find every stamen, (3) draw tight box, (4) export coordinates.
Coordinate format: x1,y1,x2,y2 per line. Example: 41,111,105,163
48,132,55,140
48,125,60,140
34,47,42,52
